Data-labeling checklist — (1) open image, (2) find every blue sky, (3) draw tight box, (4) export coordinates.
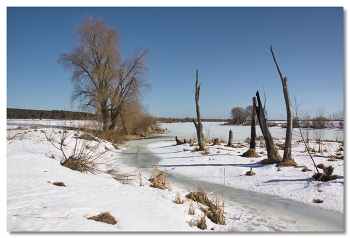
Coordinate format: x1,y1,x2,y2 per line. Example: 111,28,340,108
6,6,344,119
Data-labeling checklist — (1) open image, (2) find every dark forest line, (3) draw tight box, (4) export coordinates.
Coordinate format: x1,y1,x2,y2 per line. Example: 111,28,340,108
7,108,94,120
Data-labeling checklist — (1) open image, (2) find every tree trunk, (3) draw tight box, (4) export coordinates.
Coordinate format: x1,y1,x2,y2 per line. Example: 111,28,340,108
254,91,282,163
175,136,183,145
193,69,204,150
101,105,110,131
108,110,119,131
270,46,297,166
250,97,257,150
227,130,233,147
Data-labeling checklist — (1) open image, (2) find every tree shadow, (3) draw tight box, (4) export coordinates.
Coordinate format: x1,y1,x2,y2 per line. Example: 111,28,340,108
159,162,263,169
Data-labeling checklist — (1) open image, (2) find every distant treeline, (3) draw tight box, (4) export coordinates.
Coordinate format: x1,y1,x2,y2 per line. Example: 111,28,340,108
157,117,229,123
7,108,94,120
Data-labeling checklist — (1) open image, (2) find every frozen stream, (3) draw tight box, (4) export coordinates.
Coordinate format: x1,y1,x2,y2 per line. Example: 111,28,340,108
121,133,343,232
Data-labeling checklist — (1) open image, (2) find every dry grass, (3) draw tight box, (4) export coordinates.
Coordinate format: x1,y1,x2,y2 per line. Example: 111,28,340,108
242,148,259,158
194,146,210,155
106,167,135,184
313,199,324,203
275,142,285,150
75,133,99,142
174,192,185,204
278,158,298,167
138,170,143,186
149,166,171,190
87,212,117,225
261,149,282,164
245,168,256,176
53,182,66,187
186,186,225,225
61,156,98,174
312,165,337,182
317,163,325,169
197,213,207,230
301,166,312,172
188,201,195,215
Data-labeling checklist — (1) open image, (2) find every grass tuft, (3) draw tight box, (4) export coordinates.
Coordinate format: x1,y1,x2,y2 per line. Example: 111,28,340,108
53,182,66,187
87,212,117,225
245,168,256,176
186,185,225,225
149,166,171,190
174,192,185,204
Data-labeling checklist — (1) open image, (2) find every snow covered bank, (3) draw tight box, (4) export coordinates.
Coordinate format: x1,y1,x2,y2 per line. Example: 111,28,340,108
6,127,202,232
6,120,344,232
148,138,344,214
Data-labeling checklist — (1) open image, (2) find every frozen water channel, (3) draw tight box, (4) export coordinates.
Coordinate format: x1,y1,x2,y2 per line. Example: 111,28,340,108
121,123,344,232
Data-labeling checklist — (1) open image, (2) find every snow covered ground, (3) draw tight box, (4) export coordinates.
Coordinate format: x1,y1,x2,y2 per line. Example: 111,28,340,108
5,120,345,233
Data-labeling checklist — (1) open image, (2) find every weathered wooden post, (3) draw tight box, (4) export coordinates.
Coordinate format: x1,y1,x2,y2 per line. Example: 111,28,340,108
227,130,233,147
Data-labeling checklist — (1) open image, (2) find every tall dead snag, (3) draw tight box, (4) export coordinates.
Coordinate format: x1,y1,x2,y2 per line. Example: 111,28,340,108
242,97,259,157
270,46,297,166
254,91,282,164
193,69,204,151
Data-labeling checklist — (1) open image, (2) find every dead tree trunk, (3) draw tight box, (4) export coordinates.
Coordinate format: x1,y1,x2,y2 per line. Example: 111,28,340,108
254,91,282,163
175,136,183,145
227,130,233,147
250,97,257,150
242,97,259,157
270,46,297,166
193,69,204,150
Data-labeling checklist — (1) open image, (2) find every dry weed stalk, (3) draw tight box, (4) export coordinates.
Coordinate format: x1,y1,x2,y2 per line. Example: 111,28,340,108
188,201,195,215
197,213,207,230
174,192,185,204
138,170,143,186
188,218,196,227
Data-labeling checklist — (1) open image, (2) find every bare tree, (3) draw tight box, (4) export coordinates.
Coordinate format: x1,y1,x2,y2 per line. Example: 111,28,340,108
254,91,282,164
58,15,149,132
193,69,204,150
230,107,249,125
270,46,297,166
108,48,150,131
